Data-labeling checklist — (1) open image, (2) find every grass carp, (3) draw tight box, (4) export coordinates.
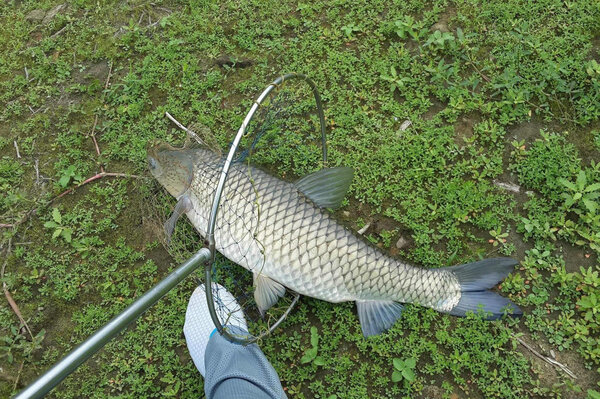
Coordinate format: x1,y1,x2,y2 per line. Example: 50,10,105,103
148,142,521,336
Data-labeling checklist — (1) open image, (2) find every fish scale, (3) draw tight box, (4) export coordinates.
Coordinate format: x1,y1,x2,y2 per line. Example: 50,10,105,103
180,149,461,309
148,144,522,336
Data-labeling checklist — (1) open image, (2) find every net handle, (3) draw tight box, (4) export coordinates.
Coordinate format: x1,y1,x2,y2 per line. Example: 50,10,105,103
203,73,327,344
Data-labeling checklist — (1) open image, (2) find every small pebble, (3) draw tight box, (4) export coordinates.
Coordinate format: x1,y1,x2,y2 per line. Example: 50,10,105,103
396,236,409,249
431,21,450,32
25,9,46,23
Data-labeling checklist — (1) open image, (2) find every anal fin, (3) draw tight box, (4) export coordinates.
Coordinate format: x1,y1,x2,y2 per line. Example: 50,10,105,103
356,300,404,337
254,273,286,315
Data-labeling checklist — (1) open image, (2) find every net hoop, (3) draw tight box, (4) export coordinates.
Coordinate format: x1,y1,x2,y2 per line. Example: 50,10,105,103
204,73,327,344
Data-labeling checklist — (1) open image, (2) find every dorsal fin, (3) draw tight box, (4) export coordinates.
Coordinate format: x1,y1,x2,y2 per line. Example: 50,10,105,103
294,167,354,209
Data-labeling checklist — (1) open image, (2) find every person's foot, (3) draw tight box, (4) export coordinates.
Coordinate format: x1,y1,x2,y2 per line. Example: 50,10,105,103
184,283,247,376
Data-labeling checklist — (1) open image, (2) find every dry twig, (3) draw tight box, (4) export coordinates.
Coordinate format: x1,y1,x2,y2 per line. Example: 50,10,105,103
1,238,34,340
147,19,161,28
104,61,113,90
13,141,21,158
54,172,143,200
13,360,25,391
513,334,577,379
34,159,40,184
89,114,103,173
50,25,68,39
165,112,206,146
89,61,113,174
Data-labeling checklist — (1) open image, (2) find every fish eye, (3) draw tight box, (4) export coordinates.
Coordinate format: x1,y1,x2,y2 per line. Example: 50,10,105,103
148,157,158,170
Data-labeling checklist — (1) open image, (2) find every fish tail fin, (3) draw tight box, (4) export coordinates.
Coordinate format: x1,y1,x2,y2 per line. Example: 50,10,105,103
444,258,522,320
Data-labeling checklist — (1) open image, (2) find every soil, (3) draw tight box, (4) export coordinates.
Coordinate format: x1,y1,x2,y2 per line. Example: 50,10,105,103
422,98,446,121
453,112,481,147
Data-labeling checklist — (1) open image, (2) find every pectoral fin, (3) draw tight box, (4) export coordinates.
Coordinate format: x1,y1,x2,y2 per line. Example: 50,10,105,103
295,167,354,209
164,195,193,243
254,273,286,315
356,300,404,337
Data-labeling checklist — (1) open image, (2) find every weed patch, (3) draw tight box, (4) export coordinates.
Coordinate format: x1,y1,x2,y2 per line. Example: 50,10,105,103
1,0,600,397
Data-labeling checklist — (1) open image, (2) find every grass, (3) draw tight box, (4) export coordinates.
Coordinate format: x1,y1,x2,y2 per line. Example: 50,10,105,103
1,0,600,397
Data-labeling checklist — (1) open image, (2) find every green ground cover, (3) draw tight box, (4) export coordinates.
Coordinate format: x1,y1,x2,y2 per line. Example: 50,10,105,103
1,0,600,397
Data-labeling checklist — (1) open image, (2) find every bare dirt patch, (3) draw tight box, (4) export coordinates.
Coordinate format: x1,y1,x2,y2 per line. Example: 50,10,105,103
422,98,446,121
453,112,481,147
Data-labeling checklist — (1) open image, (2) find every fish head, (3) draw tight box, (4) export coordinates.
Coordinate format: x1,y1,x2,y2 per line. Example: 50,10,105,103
147,140,195,197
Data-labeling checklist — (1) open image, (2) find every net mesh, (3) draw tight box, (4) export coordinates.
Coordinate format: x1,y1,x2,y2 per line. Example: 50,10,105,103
168,78,324,341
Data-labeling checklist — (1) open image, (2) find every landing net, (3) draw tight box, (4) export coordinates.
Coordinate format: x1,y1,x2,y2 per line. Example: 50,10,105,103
203,74,327,344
